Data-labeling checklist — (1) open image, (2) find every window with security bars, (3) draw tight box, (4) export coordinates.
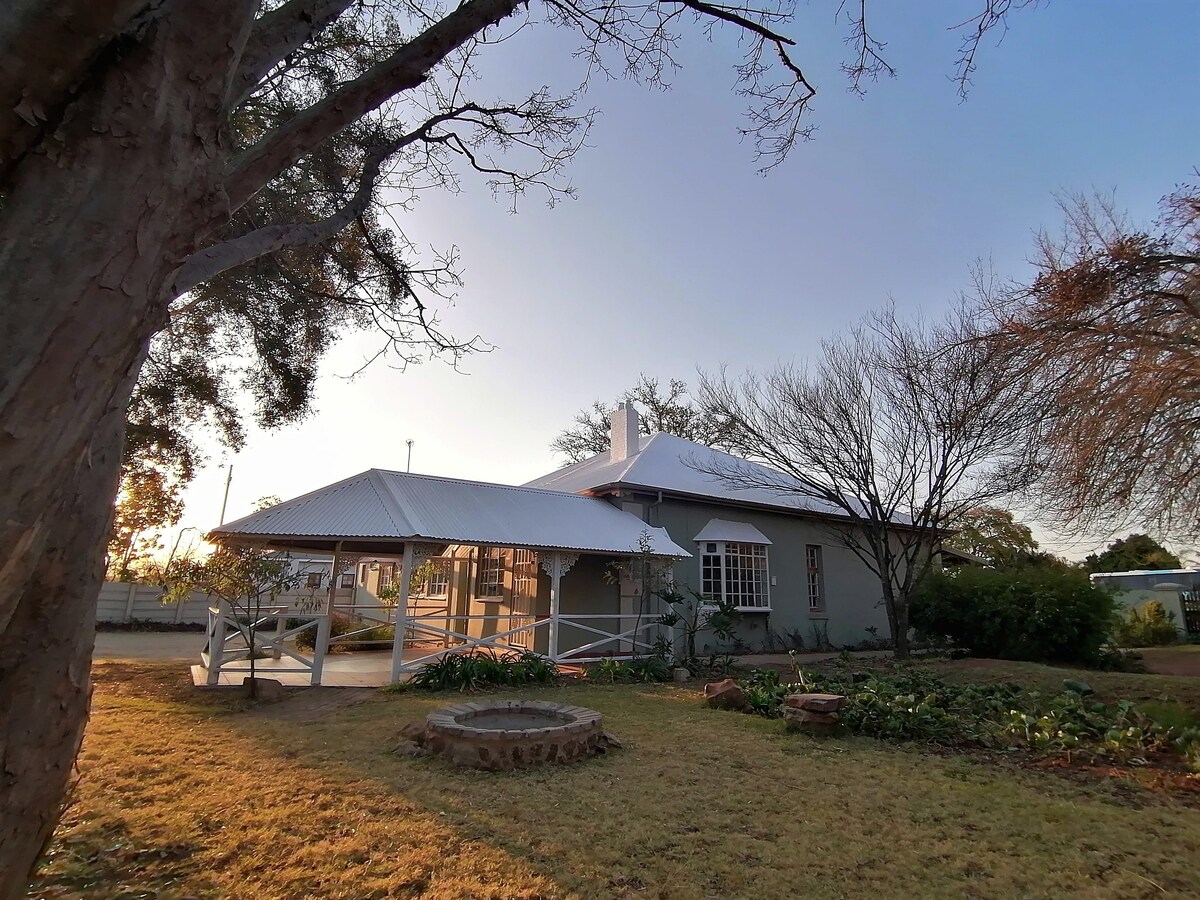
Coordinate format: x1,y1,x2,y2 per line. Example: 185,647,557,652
806,545,824,612
699,540,770,610
476,546,505,598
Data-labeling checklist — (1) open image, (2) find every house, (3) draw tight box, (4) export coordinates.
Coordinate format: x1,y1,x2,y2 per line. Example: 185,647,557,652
206,403,897,684
524,403,893,651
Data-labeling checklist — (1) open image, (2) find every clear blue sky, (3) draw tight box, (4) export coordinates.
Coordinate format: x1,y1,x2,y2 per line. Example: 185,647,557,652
176,0,1200,558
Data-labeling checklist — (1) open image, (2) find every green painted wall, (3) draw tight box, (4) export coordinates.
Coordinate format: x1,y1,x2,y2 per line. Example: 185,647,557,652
647,496,892,651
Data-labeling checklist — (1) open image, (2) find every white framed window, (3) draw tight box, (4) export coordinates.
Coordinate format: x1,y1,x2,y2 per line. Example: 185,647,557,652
340,572,355,589
424,559,451,597
476,546,505,598
305,572,322,589
698,541,770,610
806,545,824,612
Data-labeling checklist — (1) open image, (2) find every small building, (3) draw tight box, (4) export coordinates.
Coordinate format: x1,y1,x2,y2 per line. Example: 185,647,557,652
1089,569,1200,638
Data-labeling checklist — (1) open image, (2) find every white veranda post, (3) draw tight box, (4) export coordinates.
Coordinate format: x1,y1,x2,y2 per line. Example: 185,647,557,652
389,542,415,683
311,543,341,685
540,551,578,662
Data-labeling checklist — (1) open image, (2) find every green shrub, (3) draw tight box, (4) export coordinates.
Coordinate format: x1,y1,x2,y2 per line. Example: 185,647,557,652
910,567,1117,664
292,614,394,652
1112,601,1180,647
589,656,673,684
407,649,561,692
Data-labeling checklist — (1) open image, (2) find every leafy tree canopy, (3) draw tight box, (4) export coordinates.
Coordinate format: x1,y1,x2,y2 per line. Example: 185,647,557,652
1084,534,1182,574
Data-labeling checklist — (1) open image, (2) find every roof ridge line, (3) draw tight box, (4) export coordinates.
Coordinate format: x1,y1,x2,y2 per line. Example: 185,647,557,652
374,468,619,502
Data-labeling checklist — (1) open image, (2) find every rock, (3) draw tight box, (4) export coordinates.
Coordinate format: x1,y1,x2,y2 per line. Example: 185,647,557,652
242,677,286,703
598,731,624,751
703,678,749,711
673,667,692,683
397,721,427,744
783,706,840,734
392,740,427,758
783,693,848,713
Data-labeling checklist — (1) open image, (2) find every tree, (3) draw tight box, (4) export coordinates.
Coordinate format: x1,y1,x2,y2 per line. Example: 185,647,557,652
551,374,736,462
161,543,300,697
1084,534,1181,574
104,464,185,581
946,506,1039,568
696,308,1040,658
985,181,1200,539
0,0,1036,887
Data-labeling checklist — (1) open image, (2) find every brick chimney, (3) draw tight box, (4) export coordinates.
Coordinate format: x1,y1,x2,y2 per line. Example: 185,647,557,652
610,402,640,463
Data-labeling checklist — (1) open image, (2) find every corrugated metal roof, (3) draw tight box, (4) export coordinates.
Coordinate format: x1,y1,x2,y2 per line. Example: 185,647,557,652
213,469,691,557
693,518,773,545
524,432,847,518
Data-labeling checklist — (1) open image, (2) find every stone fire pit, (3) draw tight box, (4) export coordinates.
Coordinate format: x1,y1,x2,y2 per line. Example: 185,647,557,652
395,700,615,771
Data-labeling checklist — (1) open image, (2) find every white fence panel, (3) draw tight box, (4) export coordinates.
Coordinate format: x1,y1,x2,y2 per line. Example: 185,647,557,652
98,580,314,624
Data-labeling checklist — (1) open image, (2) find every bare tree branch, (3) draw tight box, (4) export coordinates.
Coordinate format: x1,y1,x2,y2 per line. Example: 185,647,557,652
224,0,525,212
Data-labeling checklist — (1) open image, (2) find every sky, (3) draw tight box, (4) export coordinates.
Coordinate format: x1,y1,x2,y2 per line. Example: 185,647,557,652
173,0,1200,559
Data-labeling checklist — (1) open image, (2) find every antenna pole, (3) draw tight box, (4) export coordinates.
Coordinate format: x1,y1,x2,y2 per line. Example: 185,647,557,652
219,464,233,525
406,440,413,473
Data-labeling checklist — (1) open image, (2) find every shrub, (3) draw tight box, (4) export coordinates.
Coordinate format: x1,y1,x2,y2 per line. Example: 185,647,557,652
1112,601,1180,647
589,656,673,684
407,649,561,692
293,614,394,652
910,566,1117,664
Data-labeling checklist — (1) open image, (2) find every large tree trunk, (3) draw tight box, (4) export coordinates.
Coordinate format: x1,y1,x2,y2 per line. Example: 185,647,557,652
0,2,254,892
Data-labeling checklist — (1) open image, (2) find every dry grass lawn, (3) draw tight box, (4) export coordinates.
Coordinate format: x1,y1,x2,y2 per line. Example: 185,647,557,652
30,659,1200,899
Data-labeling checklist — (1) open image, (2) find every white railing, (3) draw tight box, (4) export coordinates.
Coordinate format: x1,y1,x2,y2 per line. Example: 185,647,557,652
201,602,323,685
390,611,673,673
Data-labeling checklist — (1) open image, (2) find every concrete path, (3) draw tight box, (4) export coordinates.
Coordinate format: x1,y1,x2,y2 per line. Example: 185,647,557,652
93,631,205,660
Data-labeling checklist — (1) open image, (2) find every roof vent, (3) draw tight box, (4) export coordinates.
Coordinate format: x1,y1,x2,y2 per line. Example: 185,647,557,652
610,402,640,463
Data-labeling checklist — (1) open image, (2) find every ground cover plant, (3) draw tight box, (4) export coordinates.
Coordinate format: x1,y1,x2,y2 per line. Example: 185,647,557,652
733,661,1200,772
32,659,1200,899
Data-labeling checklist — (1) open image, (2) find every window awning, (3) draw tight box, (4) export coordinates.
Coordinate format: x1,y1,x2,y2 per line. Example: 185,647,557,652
693,518,772,545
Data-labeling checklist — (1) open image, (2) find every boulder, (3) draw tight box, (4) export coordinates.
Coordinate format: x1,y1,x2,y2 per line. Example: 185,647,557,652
783,693,848,714
242,676,286,703
673,667,692,684
783,706,841,735
703,678,749,711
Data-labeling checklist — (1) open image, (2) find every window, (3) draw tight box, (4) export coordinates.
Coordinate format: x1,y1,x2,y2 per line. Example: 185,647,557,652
305,572,322,589
699,541,770,610
424,560,451,597
340,572,355,589
806,545,824,613
378,563,395,593
476,546,505,598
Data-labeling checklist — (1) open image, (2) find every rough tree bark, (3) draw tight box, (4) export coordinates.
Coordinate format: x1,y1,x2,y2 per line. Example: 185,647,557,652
0,2,255,891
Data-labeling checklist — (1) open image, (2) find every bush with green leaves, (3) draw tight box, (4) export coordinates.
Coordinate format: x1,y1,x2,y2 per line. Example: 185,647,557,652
729,664,1200,769
1112,601,1180,647
588,656,673,684
293,614,394,652
407,649,560,692
910,566,1117,664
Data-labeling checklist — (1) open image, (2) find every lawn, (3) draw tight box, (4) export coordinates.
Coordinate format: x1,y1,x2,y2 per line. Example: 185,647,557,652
31,659,1200,899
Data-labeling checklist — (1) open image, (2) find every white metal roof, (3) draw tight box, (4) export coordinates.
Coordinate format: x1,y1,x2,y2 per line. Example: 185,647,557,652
212,469,691,558
525,432,847,518
693,518,773,545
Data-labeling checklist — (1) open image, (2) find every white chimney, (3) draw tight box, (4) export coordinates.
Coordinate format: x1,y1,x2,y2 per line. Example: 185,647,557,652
610,402,640,462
